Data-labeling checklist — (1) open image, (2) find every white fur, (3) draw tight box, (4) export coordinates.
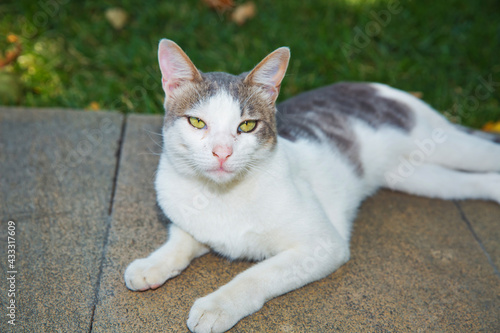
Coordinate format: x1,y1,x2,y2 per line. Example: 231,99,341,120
124,81,500,332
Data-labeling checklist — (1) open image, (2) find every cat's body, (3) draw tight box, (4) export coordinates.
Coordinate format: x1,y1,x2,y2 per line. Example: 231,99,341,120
125,40,500,333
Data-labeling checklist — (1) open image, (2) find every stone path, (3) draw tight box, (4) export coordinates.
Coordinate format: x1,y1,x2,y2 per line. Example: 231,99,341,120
0,107,499,332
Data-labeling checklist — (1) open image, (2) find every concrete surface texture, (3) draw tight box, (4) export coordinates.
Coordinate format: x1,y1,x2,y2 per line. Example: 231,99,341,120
0,107,499,332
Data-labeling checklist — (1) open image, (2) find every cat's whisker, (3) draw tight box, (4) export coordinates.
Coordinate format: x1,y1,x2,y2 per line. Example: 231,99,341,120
139,151,162,157
143,128,164,152
143,128,164,137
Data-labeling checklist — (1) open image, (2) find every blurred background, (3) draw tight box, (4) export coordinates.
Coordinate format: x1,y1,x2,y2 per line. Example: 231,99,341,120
1,0,499,129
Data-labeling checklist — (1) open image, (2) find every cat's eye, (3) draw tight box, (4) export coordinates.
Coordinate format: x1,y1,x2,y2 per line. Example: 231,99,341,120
238,120,257,133
188,117,206,129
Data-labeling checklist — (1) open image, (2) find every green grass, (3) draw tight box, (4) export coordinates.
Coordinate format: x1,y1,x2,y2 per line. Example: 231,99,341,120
1,0,499,128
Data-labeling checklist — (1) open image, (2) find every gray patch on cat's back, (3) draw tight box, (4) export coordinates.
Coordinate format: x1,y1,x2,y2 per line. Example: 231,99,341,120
278,82,415,132
276,82,416,175
278,109,364,175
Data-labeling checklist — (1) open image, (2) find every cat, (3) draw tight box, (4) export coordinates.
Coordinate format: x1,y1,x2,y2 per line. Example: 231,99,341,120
124,39,500,333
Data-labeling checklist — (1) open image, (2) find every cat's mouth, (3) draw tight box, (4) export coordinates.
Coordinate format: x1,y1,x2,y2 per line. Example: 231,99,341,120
205,165,237,182
209,166,233,175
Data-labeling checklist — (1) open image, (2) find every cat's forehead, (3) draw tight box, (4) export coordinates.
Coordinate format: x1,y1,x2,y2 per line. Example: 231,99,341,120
202,72,246,90
164,71,274,123
191,72,244,121
191,90,241,126
200,72,275,121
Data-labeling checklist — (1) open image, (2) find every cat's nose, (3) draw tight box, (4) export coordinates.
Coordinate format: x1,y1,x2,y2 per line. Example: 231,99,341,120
212,145,233,164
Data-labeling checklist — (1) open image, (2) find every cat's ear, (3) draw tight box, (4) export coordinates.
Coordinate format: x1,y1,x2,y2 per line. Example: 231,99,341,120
244,47,290,103
158,39,202,98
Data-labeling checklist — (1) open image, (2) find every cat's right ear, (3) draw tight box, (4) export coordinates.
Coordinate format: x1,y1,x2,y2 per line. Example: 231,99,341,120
158,39,202,98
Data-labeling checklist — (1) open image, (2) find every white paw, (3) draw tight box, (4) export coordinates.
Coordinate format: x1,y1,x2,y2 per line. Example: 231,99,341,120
124,257,180,291
187,294,242,333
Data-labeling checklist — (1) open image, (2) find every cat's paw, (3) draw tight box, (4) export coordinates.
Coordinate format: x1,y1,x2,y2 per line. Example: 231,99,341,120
187,294,242,333
124,257,180,291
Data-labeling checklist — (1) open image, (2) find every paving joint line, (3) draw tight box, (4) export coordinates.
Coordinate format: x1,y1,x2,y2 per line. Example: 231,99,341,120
453,200,500,278
88,114,128,332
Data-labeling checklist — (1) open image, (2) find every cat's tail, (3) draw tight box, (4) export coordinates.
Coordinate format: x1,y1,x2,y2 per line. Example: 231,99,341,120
383,123,500,204
377,83,500,203
419,123,500,173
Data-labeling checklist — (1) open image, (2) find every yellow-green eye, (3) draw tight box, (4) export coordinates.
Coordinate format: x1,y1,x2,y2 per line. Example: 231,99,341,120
188,117,206,129
238,120,257,133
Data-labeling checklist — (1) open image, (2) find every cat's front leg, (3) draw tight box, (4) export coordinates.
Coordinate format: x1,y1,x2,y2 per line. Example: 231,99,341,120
187,231,349,333
124,224,209,291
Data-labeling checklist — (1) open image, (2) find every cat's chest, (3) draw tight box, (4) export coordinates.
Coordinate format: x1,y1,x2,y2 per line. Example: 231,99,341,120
155,166,282,259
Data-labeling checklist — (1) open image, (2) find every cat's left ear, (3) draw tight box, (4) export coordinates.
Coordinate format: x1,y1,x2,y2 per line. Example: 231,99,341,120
244,47,290,103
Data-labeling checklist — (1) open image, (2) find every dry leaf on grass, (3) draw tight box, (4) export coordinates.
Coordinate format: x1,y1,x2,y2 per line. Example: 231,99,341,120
409,91,423,99
231,2,256,25
105,8,128,30
202,0,234,11
482,121,500,133
7,34,19,43
86,102,101,111
0,34,22,68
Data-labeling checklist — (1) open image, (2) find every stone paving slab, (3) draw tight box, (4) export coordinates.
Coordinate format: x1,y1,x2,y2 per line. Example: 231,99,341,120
0,107,123,332
92,114,500,332
1,108,499,332
89,114,236,332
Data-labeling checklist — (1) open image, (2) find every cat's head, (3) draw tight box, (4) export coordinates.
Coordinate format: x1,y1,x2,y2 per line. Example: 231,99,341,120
158,39,290,184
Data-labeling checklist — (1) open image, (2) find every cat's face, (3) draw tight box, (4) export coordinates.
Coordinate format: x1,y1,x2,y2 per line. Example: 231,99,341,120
158,40,290,184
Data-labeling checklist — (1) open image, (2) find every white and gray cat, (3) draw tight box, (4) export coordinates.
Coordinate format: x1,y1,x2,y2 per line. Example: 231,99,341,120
125,39,500,333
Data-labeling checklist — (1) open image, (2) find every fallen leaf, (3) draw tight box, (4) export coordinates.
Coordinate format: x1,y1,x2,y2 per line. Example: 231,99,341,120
202,0,234,11
409,91,423,99
0,43,22,68
7,34,19,43
87,101,100,111
105,8,128,30
231,2,256,25
482,121,500,133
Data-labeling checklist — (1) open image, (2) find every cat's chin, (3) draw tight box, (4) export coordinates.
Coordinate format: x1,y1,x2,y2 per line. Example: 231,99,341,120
205,168,239,184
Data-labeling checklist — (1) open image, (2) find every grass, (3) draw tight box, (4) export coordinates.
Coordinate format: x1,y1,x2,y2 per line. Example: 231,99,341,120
0,0,499,128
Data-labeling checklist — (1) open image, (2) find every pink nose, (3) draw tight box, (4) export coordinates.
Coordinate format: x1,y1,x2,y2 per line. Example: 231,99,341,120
212,145,233,165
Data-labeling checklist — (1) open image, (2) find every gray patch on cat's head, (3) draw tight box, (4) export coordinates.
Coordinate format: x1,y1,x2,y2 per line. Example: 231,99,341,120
162,71,278,148
162,72,238,128
236,83,278,148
